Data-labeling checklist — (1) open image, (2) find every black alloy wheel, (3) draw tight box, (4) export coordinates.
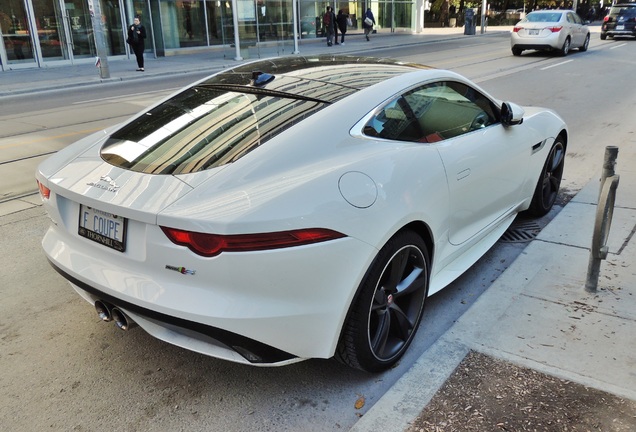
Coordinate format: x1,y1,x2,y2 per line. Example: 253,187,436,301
336,231,429,372
527,137,565,217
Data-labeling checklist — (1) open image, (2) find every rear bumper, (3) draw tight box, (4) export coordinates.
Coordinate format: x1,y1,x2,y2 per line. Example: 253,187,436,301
510,33,562,51
51,261,298,365
511,43,557,51
605,30,636,37
42,220,377,364
602,23,636,37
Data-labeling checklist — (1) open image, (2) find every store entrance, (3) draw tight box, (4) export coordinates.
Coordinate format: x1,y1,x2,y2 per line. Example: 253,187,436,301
0,0,128,70
0,0,37,67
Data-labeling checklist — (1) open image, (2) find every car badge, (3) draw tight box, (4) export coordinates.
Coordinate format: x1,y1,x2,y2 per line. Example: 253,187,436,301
87,175,121,193
165,265,196,275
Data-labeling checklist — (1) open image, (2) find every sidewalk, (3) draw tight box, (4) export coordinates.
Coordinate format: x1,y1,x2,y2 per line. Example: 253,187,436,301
0,26,511,97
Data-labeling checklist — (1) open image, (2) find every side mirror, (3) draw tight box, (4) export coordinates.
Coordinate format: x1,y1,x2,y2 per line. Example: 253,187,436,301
501,102,524,126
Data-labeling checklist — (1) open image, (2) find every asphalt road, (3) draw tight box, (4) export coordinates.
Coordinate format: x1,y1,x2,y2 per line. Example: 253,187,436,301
1,32,634,431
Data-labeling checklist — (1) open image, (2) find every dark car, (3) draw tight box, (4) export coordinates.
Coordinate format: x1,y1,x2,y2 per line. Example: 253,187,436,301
601,3,636,39
300,16,320,36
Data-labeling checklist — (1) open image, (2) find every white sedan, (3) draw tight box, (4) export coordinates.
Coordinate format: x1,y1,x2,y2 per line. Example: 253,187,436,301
36,56,567,372
511,9,590,56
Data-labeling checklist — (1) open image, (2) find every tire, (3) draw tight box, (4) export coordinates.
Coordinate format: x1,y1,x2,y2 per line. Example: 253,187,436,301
560,37,571,56
579,34,590,52
512,47,522,56
600,32,607,40
526,136,565,217
336,231,430,372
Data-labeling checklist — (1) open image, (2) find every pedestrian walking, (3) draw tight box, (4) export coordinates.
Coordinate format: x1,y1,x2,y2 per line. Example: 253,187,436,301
363,7,375,41
323,6,336,46
127,16,147,71
336,10,349,45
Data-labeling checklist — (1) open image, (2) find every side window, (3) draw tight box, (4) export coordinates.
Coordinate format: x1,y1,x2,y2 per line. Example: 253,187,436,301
364,81,499,143
363,96,422,142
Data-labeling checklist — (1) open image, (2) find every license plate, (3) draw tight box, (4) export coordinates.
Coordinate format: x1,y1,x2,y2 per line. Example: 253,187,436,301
529,29,540,35
78,205,127,252
616,25,625,30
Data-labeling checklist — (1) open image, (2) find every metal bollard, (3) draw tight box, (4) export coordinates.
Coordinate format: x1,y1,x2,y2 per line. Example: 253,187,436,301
585,146,620,292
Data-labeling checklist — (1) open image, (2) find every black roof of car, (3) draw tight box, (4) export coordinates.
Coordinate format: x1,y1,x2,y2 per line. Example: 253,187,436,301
199,55,431,104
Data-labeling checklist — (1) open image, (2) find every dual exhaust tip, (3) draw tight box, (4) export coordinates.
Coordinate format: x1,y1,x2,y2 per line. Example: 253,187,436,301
95,300,137,331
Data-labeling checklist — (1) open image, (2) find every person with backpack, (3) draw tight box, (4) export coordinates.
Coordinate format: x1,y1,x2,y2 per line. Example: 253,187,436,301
323,6,336,46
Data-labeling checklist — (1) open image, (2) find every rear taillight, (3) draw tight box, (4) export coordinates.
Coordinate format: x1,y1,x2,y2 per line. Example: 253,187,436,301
37,181,50,199
513,26,522,32
548,26,563,32
161,227,346,257
603,15,610,22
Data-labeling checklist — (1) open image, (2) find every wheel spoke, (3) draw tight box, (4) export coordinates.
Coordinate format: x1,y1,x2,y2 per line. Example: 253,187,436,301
549,146,564,171
394,266,425,298
370,309,390,354
389,302,415,341
542,179,556,205
371,289,387,311
383,248,410,292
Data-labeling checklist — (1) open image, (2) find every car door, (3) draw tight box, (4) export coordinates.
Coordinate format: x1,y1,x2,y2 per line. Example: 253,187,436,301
567,12,584,45
401,81,532,246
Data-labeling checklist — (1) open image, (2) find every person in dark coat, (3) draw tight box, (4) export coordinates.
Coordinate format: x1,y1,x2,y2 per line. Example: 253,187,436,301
127,16,147,71
363,7,375,41
323,6,336,46
336,10,349,45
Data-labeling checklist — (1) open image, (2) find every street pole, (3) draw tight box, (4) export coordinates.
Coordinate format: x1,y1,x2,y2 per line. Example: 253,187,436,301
480,0,487,34
292,0,299,54
232,0,243,60
87,0,110,79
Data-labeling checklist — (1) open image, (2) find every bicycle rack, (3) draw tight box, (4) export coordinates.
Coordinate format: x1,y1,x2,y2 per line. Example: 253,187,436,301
585,146,620,293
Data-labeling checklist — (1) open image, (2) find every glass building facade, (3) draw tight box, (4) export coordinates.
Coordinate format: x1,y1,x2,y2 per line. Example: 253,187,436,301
1,0,422,71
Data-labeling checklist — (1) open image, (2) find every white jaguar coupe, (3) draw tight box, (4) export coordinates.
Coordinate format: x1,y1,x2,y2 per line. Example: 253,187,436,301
36,56,567,372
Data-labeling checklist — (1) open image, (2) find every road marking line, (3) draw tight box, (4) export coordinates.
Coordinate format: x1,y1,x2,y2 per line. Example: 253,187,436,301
540,60,573,70
610,43,627,50
73,88,180,105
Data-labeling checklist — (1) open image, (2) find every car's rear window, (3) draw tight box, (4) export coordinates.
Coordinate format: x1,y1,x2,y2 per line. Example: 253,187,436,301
609,5,636,16
525,12,562,22
101,86,325,175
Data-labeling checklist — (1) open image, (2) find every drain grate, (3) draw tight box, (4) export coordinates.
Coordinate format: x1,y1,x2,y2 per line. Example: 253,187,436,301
500,220,542,243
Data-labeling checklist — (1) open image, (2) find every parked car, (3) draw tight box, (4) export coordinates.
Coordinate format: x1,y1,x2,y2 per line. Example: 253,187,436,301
36,56,567,372
300,15,319,36
601,3,636,40
511,9,590,56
